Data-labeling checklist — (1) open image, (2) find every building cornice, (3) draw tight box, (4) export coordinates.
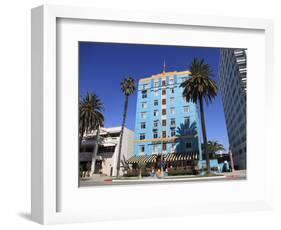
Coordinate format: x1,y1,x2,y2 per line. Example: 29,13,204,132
139,70,191,83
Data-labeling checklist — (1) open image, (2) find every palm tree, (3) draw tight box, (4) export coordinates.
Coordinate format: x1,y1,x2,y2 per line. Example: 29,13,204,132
206,141,225,158
79,93,104,174
180,58,218,174
116,77,136,177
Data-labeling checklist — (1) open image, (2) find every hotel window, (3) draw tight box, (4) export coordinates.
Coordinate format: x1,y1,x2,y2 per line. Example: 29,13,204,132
162,89,166,95
140,122,146,129
186,142,192,149
184,106,189,113
170,107,175,115
153,144,158,153
154,81,159,88
162,143,167,151
170,118,175,127
171,143,176,152
162,109,166,115
171,130,176,137
154,90,158,96
142,84,147,90
141,102,147,109
139,145,145,153
154,100,158,106
142,90,147,99
141,112,146,119
169,77,174,85
153,132,158,139
171,88,174,94
153,120,158,128
162,99,166,105
162,119,166,126
140,133,145,140
162,131,166,138
184,117,190,125
162,80,166,86
170,97,174,105
154,110,158,117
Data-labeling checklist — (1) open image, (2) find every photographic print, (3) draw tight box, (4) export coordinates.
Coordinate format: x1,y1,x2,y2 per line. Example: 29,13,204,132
78,42,247,186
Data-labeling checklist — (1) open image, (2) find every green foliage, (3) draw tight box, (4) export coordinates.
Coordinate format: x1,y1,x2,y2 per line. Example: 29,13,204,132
79,92,104,136
167,168,197,176
125,170,150,177
120,76,136,96
180,58,218,104
207,141,225,153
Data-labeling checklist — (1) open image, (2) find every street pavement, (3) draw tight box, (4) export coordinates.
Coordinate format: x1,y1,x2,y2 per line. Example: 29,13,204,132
80,170,246,187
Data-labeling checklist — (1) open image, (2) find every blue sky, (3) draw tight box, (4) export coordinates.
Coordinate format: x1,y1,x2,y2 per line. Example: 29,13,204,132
79,42,229,150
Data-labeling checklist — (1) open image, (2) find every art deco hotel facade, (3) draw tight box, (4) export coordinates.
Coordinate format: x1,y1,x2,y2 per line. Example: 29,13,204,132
133,67,202,160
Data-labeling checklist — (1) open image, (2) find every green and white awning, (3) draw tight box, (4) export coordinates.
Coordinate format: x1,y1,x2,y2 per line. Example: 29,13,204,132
126,152,198,164
164,152,198,162
126,154,157,164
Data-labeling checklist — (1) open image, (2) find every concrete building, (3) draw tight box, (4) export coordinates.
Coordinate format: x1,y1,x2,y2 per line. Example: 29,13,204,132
133,67,202,162
218,48,247,170
80,126,134,176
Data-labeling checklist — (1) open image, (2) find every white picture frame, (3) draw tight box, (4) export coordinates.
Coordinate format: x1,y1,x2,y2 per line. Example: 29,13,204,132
31,5,274,225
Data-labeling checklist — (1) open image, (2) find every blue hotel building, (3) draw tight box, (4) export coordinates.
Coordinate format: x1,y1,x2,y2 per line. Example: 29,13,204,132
133,67,202,161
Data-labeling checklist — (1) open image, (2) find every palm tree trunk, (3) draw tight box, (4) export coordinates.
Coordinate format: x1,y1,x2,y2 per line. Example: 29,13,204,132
91,126,100,175
79,120,85,150
116,95,128,177
198,97,211,173
79,120,85,181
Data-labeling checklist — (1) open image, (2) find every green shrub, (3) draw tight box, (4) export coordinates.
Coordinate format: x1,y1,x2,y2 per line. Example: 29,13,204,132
167,167,197,176
125,170,150,177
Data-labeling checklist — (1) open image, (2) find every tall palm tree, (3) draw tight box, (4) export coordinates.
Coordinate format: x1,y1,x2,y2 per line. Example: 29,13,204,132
116,77,136,177
180,58,218,174
79,93,104,174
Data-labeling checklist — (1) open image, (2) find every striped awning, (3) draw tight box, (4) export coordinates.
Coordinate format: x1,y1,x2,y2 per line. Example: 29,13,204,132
127,154,157,164
126,152,198,164
164,152,198,162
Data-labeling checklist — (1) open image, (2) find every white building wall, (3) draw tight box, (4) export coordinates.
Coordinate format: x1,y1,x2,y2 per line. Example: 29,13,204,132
80,126,134,177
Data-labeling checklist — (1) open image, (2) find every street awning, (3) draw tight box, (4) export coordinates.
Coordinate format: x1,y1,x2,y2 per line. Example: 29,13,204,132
164,152,198,162
126,154,158,164
126,152,199,164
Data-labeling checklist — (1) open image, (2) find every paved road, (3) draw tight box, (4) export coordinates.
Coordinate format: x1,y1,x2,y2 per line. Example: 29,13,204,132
80,170,246,187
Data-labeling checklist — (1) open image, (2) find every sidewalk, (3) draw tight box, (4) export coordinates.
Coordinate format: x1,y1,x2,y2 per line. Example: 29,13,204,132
79,170,246,187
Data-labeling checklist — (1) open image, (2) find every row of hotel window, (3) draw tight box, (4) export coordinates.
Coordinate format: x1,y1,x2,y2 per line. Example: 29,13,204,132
139,130,176,140
140,117,190,129
138,142,192,153
140,98,188,108
140,106,189,119
139,129,194,140
141,77,188,90
141,88,176,98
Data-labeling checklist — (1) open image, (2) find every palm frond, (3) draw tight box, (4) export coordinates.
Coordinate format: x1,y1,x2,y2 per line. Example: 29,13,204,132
79,92,105,136
180,58,218,105
121,77,136,96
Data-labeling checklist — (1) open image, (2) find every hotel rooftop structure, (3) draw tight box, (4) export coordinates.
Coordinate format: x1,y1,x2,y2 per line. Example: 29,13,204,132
132,66,202,164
